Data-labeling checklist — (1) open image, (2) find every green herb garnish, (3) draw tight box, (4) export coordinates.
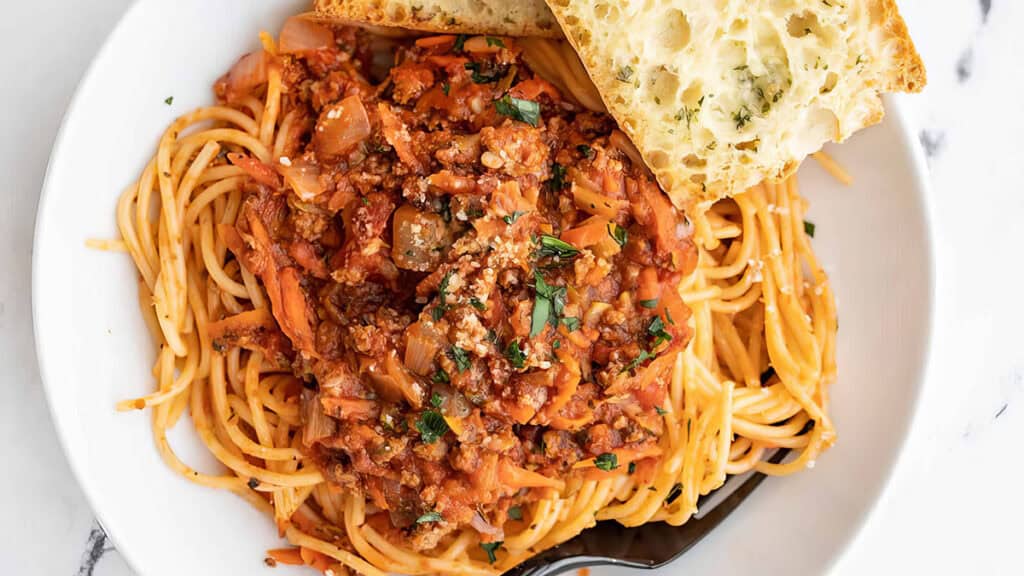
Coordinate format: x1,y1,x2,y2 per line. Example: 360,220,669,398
448,347,471,373
464,62,503,84
621,349,653,374
655,406,668,416
432,369,450,384
432,271,452,321
469,297,487,311
639,299,658,309
508,506,523,520
538,235,580,259
431,392,444,408
616,65,634,83
485,36,505,48
503,210,525,225
504,340,527,369
628,462,637,475
415,411,449,444
608,223,628,247
594,453,619,471
441,82,451,96
733,106,752,129
804,220,816,238
548,163,568,190
648,315,673,348
480,541,503,564
164,96,174,105
530,272,567,337
453,34,468,52
494,95,540,127
665,483,684,505
560,317,580,332
416,511,443,524
577,144,593,158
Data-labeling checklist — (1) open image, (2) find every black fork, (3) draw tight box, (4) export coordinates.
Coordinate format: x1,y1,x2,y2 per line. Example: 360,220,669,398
502,449,789,576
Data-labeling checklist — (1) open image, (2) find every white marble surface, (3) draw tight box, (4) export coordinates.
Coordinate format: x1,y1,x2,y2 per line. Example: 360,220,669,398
2,0,1021,574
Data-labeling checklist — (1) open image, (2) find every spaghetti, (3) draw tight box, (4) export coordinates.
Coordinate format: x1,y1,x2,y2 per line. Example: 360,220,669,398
113,19,836,576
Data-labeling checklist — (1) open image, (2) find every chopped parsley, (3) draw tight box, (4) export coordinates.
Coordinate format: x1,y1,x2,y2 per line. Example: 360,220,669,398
655,406,668,416
441,82,451,96
665,483,684,505
469,297,487,311
560,317,580,332
164,96,174,105
552,339,561,349
530,272,567,337
548,163,568,190
448,347,472,373
594,452,619,471
804,220,816,238
485,36,505,48
616,65,634,83
432,369,450,384
733,106,753,129
504,340,527,369
480,541,503,564
621,349,653,373
494,95,540,127
508,506,523,520
430,392,444,408
628,462,637,475
648,315,673,348
464,61,503,84
415,411,449,444
453,34,468,52
503,210,525,225
416,511,443,524
538,235,580,259
432,271,452,321
361,196,370,206
608,223,628,247
577,144,593,158
639,299,658,309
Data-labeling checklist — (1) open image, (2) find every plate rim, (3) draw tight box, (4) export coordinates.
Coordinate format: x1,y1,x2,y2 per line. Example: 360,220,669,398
31,1,938,573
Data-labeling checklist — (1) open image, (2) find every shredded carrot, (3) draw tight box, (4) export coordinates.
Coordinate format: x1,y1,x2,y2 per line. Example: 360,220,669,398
267,547,305,565
499,460,565,490
415,34,457,48
636,267,661,304
560,216,612,249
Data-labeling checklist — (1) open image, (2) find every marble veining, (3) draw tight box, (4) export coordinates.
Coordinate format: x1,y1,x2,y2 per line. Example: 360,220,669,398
76,524,113,576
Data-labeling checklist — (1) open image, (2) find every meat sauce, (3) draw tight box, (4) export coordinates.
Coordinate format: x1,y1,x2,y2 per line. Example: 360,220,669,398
214,23,697,550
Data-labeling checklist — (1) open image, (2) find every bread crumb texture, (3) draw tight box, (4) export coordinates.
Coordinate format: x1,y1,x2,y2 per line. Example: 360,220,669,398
545,0,926,207
314,0,562,37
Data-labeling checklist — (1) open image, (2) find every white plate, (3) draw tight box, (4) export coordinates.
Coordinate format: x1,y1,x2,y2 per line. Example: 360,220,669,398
32,1,935,575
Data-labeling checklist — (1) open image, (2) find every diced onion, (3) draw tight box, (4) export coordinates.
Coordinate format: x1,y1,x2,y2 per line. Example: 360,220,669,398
404,321,444,375
470,511,505,540
225,51,268,102
279,160,323,201
279,16,334,54
301,390,336,446
314,95,371,157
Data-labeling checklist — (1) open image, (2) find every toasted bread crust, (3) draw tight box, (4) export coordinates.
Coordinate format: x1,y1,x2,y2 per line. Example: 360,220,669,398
871,0,927,92
313,0,561,38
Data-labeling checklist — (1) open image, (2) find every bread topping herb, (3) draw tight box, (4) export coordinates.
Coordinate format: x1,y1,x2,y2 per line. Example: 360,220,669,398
616,65,634,83
733,106,752,129
494,95,540,127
